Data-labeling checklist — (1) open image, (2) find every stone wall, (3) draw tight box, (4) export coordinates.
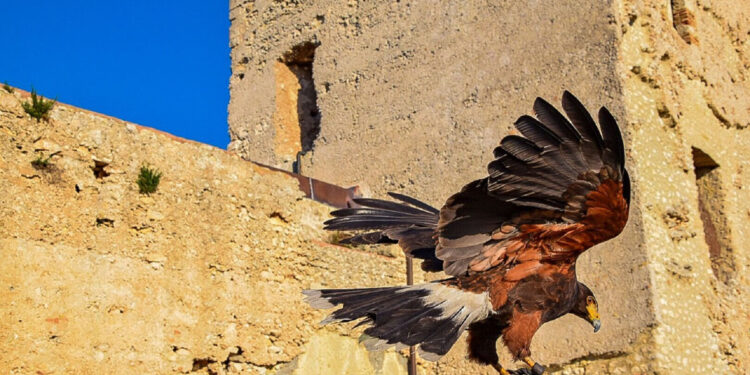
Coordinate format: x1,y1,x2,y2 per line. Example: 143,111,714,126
616,0,750,372
227,0,626,205
1,0,747,372
228,0,749,373
0,88,650,375
227,0,655,371
0,88,418,375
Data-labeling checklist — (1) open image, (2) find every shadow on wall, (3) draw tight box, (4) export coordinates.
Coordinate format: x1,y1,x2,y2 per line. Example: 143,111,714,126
691,147,735,284
284,42,321,154
272,41,322,172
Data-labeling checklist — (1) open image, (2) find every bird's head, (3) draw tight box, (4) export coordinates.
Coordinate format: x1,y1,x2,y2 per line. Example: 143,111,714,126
572,282,601,333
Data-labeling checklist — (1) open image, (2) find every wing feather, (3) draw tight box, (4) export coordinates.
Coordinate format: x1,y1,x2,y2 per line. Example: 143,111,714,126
598,106,626,169
437,92,630,276
324,193,442,272
533,97,582,142
513,115,562,148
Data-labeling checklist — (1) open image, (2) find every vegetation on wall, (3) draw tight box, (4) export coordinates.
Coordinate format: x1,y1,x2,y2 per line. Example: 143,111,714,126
21,88,56,122
137,165,162,194
31,153,53,169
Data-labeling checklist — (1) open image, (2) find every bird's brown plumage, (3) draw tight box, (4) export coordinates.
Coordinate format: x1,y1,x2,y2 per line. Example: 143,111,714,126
307,91,630,370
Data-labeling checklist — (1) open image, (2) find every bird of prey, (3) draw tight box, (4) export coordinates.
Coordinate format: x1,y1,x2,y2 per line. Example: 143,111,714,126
303,92,630,374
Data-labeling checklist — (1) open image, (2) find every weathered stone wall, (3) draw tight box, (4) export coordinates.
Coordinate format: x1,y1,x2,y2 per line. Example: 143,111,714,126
5,86,638,375
615,0,750,373
1,0,747,372
0,89,419,375
228,0,749,373
0,89,651,375
228,0,625,206
228,0,655,371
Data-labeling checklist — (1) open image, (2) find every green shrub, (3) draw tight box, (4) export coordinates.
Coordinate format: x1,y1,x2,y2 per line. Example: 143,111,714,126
22,88,56,122
31,154,52,169
3,81,13,93
137,165,162,194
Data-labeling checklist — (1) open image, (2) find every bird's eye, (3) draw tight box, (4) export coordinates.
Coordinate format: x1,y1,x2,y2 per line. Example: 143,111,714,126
587,296,595,304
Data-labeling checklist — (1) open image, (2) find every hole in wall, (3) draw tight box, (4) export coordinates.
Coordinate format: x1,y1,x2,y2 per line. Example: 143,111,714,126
192,358,218,374
283,42,321,153
692,147,735,284
91,160,110,179
96,217,115,227
273,41,321,170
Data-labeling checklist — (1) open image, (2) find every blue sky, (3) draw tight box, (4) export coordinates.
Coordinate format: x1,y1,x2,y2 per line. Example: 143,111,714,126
0,1,230,148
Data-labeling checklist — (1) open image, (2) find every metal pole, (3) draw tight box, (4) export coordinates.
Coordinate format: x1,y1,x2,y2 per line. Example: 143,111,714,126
406,255,417,375
294,151,303,174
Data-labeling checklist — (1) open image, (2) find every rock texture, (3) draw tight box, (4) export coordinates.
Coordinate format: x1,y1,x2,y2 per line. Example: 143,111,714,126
0,0,747,373
228,0,625,206
0,88,416,374
228,0,652,371
616,0,750,372
228,0,749,374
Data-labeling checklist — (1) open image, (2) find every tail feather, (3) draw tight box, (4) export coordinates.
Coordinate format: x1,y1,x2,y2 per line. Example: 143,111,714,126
419,308,473,360
362,305,441,342
317,288,429,325
303,283,492,361
303,287,392,309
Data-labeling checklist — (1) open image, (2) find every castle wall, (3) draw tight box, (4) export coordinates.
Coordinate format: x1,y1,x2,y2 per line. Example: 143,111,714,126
0,89,414,375
228,0,655,371
227,0,624,205
2,0,747,373
616,0,750,372
229,0,750,373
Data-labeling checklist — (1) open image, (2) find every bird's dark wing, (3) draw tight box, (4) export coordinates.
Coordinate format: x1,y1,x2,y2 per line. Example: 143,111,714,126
324,193,443,271
437,91,630,277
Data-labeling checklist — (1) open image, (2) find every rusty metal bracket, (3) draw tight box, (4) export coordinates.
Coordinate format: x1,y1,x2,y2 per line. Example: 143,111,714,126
252,161,362,208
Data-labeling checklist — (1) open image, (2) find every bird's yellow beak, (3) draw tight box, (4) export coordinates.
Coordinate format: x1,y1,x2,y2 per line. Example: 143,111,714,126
587,300,601,332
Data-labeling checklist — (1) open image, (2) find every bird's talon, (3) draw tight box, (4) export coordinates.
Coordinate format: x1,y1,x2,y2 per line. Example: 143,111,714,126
531,363,546,375
522,357,546,375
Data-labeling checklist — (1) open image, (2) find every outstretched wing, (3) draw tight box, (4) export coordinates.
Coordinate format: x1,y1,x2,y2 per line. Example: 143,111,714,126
324,193,443,271
437,91,630,277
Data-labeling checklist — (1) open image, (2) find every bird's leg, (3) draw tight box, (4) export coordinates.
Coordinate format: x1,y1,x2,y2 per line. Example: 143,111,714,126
491,362,512,375
523,357,546,375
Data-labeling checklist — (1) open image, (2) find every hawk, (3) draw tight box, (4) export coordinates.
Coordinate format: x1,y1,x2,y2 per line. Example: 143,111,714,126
303,92,630,374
